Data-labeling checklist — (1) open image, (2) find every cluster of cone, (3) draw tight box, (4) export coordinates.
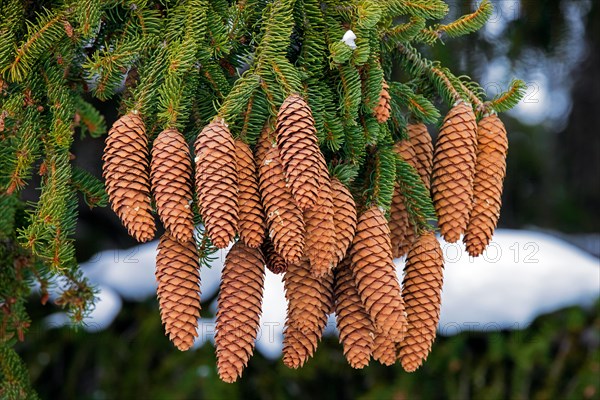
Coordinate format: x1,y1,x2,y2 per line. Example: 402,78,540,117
102,82,508,381
430,101,509,255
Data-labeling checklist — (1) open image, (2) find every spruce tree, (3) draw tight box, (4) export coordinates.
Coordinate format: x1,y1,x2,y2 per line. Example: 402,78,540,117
0,0,524,392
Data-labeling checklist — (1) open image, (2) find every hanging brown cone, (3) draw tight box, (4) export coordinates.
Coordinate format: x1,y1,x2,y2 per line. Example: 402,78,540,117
334,257,374,369
275,94,327,210
304,170,336,277
373,80,392,123
398,227,416,259
283,260,333,368
390,140,417,258
400,231,444,372
194,118,238,249
330,178,357,267
431,101,477,243
235,140,266,248
151,128,194,243
262,237,288,274
258,146,305,265
464,114,508,257
156,233,200,351
408,123,434,190
255,123,276,164
389,187,411,259
215,241,265,383
351,206,406,341
102,112,155,242
373,331,397,366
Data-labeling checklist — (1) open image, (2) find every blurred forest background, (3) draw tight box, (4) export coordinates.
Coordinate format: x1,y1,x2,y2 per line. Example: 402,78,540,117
13,0,600,398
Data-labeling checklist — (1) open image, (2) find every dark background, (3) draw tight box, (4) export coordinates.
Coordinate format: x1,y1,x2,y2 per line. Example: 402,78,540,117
17,1,600,398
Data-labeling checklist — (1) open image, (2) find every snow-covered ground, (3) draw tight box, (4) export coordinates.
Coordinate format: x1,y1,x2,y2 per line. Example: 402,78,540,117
45,229,599,359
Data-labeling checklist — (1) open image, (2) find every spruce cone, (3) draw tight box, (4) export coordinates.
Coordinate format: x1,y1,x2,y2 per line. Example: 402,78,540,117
331,178,357,267
304,172,336,277
400,231,444,372
258,146,305,265
373,331,397,366
464,115,508,257
390,140,417,258
431,101,477,243
215,241,265,383
275,94,327,210
194,118,238,249
351,206,406,341
399,227,416,259
408,123,433,190
156,233,200,351
262,237,288,274
255,123,276,164
151,128,194,243
373,80,391,123
334,257,374,369
102,113,155,242
389,187,413,259
235,140,266,248
283,260,333,368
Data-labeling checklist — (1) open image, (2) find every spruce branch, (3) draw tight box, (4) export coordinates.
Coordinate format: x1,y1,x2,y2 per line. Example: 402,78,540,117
343,124,366,165
74,97,106,139
71,167,108,209
330,164,360,186
3,9,68,83
218,73,261,128
395,156,436,233
383,16,426,48
398,43,461,104
0,344,39,400
364,146,396,211
237,87,270,145
361,59,384,114
384,0,449,20
2,106,44,195
338,64,362,122
74,0,102,38
157,33,197,129
490,79,527,113
126,44,169,116
398,43,488,111
389,81,441,124
356,0,383,31
417,0,493,44
0,0,25,74
0,194,18,239
253,0,302,96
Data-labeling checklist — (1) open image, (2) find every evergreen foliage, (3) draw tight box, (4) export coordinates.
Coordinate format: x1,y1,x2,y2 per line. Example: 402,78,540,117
0,1,524,395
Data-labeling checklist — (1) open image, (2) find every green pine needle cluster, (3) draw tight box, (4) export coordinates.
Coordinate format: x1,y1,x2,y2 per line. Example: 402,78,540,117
0,1,524,395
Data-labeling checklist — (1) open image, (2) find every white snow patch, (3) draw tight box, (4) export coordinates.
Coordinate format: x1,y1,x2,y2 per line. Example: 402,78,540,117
341,30,357,49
